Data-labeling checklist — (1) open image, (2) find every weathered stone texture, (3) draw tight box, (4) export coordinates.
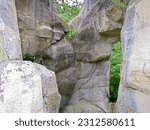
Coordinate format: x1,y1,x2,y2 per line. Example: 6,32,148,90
117,0,150,112
34,63,61,113
15,0,67,56
0,61,61,113
63,0,123,112
0,0,22,62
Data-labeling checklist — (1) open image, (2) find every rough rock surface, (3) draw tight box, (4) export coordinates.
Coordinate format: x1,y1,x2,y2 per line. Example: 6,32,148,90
28,0,122,112
34,0,123,112
116,0,150,112
15,0,67,56
2,0,150,113
0,0,22,62
69,0,98,29
0,0,128,113
41,38,76,111
63,0,123,112
34,63,61,113
0,61,61,113
64,61,110,113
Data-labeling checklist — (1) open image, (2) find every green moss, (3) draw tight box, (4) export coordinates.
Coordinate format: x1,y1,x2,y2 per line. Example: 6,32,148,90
109,42,123,102
23,55,36,62
112,0,128,9
44,101,49,107
65,29,78,40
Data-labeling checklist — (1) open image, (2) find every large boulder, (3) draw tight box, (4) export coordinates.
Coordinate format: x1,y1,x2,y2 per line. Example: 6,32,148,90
34,63,61,113
0,61,61,113
43,39,75,73
15,0,67,56
0,0,22,62
116,0,150,112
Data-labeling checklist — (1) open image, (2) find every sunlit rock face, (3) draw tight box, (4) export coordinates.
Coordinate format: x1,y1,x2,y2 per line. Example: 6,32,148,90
0,61,61,113
117,0,150,112
0,0,22,62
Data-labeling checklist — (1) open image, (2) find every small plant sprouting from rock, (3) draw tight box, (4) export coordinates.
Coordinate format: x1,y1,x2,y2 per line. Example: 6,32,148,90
65,29,78,40
44,101,49,107
113,0,128,9
23,55,36,62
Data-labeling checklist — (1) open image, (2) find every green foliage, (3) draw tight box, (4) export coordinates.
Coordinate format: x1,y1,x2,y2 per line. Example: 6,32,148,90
56,2,80,22
65,29,78,40
55,1,79,40
109,42,123,102
23,55,36,62
113,0,128,9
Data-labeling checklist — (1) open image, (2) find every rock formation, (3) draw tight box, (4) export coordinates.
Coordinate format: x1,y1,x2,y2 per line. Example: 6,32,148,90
63,0,123,113
1,0,150,113
117,0,150,112
15,0,67,57
0,61,60,113
34,63,61,113
0,0,22,62
14,0,123,113
0,0,61,113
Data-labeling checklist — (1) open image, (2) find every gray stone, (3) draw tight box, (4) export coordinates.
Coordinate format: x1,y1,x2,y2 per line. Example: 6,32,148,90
11,0,125,113
15,0,66,56
42,39,75,73
0,0,22,62
63,0,123,113
34,63,61,113
72,27,114,62
70,0,123,34
0,61,61,113
69,0,98,29
45,39,74,60
56,67,77,111
117,85,150,113
64,61,111,113
0,61,43,113
116,0,150,113
41,39,76,111
71,0,123,63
